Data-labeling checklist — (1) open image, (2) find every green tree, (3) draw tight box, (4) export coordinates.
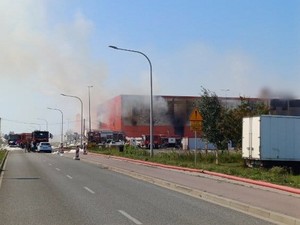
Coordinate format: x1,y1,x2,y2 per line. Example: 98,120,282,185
198,89,269,151
218,107,239,149
198,88,225,149
220,97,269,149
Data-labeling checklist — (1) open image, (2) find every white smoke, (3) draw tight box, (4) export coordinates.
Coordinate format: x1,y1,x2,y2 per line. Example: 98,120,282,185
0,0,108,134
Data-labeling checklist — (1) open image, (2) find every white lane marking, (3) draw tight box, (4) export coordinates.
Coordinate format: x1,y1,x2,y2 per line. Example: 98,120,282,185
84,186,95,194
48,163,52,166
118,210,142,225
55,168,61,171
66,175,73,179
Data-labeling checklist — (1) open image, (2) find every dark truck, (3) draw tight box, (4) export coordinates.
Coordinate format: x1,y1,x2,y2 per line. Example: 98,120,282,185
31,130,50,151
8,133,21,147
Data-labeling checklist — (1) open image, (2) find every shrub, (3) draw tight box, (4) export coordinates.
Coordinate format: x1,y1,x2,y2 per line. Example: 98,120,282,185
269,166,289,176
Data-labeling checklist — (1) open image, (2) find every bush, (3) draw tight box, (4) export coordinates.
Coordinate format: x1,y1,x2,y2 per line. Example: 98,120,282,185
269,166,289,175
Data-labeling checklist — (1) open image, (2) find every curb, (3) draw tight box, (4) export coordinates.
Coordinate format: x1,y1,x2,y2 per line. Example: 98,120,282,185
89,152,300,195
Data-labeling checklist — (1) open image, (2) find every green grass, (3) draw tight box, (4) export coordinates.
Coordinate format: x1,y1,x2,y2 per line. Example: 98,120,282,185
91,146,300,189
0,150,7,167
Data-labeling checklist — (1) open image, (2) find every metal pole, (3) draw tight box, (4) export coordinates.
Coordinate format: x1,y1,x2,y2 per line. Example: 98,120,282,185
61,94,83,147
109,45,154,157
47,108,63,145
221,89,230,109
37,118,48,131
88,86,93,132
194,131,197,165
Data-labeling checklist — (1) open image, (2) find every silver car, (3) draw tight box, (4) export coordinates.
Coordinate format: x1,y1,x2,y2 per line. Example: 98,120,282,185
36,142,52,153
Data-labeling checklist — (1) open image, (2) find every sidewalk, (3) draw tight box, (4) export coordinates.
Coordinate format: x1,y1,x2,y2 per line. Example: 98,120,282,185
63,151,300,225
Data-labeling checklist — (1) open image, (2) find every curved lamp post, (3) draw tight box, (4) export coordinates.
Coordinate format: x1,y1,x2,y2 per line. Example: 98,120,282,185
61,93,83,147
221,89,230,109
30,123,41,130
37,118,48,131
109,45,154,157
88,85,93,133
47,107,63,145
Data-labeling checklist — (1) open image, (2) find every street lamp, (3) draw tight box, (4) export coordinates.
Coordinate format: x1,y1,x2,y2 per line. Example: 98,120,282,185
221,89,230,109
37,118,48,131
88,86,93,133
61,93,83,147
47,107,63,145
109,45,154,157
30,123,41,130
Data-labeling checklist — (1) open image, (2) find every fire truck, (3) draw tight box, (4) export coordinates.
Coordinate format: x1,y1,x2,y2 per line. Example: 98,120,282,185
19,133,32,149
141,134,182,149
88,130,125,146
31,130,50,151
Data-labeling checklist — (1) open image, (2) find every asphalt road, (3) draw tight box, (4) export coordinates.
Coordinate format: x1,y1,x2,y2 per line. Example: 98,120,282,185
76,152,300,221
0,150,275,225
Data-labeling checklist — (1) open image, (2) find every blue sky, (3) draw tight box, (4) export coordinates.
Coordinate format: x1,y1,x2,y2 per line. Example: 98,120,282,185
0,0,300,137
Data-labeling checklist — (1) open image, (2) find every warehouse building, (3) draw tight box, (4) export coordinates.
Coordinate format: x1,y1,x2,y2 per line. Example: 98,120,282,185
96,94,300,138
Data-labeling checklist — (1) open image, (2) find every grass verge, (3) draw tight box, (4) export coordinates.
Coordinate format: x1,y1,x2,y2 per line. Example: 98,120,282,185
90,146,300,189
0,149,8,170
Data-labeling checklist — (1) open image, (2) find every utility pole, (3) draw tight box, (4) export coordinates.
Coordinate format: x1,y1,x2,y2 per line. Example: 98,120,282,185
88,86,93,132
109,45,154,157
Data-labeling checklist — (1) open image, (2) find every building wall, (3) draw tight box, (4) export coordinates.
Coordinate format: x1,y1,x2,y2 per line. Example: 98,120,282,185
99,95,202,138
98,95,300,138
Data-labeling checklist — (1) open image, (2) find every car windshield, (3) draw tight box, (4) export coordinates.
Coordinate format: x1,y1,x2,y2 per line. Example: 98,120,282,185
41,143,50,146
33,132,49,139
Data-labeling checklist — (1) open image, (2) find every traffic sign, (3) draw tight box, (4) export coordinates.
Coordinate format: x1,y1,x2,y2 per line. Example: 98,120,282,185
190,121,202,132
189,108,202,121
190,108,203,132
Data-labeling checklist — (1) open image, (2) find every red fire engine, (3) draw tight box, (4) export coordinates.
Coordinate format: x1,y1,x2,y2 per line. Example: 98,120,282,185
141,134,182,149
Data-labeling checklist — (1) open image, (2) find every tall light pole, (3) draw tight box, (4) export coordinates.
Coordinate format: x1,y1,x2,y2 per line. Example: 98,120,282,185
61,93,83,147
221,89,230,109
37,118,48,131
30,123,41,130
88,85,93,133
47,107,63,145
109,45,154,157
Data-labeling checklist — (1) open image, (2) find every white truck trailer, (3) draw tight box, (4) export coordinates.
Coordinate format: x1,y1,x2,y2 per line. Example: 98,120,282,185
242,115,300,170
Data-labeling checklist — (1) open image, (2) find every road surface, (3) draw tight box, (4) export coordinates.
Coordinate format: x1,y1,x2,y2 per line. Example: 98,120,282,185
0,150,276,225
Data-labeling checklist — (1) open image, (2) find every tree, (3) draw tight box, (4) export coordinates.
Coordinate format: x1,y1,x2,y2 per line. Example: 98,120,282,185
218,108,238,149
219,97,269,149
198,88,224,149
198,89,269,151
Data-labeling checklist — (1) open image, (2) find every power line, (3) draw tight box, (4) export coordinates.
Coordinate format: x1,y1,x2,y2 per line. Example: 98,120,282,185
1,117,80,126
1,117,40,125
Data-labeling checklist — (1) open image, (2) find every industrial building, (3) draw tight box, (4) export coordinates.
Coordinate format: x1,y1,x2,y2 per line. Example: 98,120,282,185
98,95,198,138
96,94,300,138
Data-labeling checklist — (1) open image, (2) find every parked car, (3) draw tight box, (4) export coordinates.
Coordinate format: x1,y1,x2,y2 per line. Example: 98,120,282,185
105,139,124,148
36,142,52,153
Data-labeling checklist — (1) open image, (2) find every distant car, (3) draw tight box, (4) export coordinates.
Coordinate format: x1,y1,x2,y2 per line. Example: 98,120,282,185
36,142,52,153
105,139,124,148
8,140,18,147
